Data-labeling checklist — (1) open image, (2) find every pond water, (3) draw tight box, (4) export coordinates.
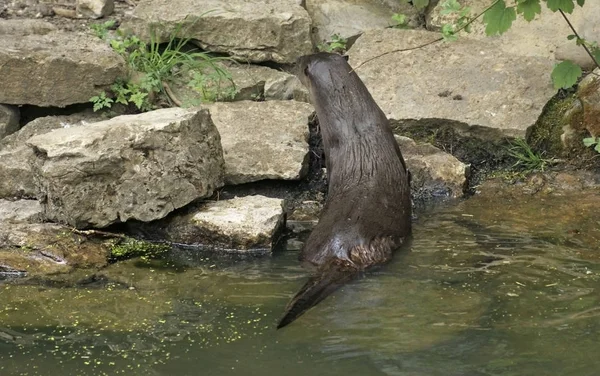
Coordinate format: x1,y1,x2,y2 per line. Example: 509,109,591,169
1,188,600,376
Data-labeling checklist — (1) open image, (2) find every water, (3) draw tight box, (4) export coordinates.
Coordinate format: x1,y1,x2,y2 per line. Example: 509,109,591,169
1,188,600,376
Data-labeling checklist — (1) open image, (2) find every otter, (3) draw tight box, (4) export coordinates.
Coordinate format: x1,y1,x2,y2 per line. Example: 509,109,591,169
277,53,412,329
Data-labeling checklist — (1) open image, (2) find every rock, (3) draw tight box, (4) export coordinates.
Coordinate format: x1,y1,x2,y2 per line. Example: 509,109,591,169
0,19,57,36
574,68,600,137
396,136,468,199
76,0,114,18
0,104,20,139
121,0,313,64
306,0,419,43
427,0,600,69
0,199,43,223
347,29,556,138
161,195,286,250
204,100,312,185
0,26,126,107
0,113,102,199
169,63,308,104
0,222,111,278
26,108,225,228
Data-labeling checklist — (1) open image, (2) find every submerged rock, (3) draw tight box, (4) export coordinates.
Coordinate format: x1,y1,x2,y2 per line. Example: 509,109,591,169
396,136,469,199
347,29,556,138
161,195,286,251
205,100,312,185
121,0,313,64
0,21,126,107
27,108,225,228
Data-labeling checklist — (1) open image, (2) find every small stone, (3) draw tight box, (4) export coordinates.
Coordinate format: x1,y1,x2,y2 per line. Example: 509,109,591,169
0,104,20,139
76,0,114,18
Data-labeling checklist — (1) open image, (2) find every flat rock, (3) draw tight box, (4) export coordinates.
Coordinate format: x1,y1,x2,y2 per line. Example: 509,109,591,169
396,136,468,199
0,113,102,199
26,108,225,228
0,26,126,107
204,100,312,185
0,199,43,223
427,1,600,69
306,0,419,43
347,29,556,138
76,0,115,19
121,0,313,64
0,222,111,279
0,104,20,139
162,195,286,250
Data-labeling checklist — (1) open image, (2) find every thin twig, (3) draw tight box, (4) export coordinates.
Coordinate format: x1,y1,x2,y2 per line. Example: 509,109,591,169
352,0,501,72
162,81,184,107
71,228,128,239
559,9,600,71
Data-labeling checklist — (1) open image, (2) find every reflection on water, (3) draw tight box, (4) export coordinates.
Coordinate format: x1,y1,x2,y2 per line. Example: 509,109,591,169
1,189,600,376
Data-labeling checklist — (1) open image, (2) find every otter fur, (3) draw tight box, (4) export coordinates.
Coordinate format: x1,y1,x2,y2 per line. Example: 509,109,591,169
277,53,412,329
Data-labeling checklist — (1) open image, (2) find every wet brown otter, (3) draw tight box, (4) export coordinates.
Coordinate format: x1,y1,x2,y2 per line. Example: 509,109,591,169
278,53,412,328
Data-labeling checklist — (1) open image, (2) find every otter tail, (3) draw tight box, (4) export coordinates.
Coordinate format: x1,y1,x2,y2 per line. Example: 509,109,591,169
277,260,358,329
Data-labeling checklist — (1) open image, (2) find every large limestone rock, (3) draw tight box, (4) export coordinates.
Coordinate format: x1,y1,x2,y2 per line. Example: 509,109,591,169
396,136,468,199
347,29,557,138
204,101,312,185
26,108,225,228
121,0,313,64
306,0,419,43
161,195,286,250
0,113,102,199
0,104,20,139
0,21,126,107
427,0,600,69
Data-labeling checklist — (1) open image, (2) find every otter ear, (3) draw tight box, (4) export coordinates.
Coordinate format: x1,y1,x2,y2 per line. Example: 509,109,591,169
342,55,349,61
303,65,309,76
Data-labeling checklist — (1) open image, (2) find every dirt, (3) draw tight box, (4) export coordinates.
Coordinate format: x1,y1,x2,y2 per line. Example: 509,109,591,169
1,0,134,33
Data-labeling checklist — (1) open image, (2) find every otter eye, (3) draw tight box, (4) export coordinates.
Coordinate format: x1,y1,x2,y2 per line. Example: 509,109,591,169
303,66,309,76
342,55,349,61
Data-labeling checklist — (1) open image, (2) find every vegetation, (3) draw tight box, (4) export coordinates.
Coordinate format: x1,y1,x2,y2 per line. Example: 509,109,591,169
90,22,237,113
583,136,600,153
109,238,170,262
317,34,348,54
505,137,556,172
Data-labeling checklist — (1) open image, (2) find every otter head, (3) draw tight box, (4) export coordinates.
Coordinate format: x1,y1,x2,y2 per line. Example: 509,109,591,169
295,53,351,98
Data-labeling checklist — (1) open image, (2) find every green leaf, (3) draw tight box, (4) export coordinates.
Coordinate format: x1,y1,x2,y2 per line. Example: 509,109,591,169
546,0,575,13
583,137,597,147
440,0,461,14
412,0,429,10
595,143,600,153
567,34,576,40
516,0,542,21
483,0,517,36
577,0,585,6
551,60,582,89
591,47,600,65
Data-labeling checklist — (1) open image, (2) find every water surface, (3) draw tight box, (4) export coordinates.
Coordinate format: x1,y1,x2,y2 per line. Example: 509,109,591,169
1,189,599,376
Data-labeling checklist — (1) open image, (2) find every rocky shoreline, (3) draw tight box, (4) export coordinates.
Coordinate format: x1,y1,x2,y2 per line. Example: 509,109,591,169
1,0,599,280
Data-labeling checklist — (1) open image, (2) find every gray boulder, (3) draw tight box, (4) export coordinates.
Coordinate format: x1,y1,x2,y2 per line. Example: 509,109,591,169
0,113,102,199
121,0,313,64
0,104,19,139
0,23,126,107
204,101,312,185
26,108,225,228
0,199,43,223
347,29,556,138
396,136,469,199
306,0,419,44
162,195,286,250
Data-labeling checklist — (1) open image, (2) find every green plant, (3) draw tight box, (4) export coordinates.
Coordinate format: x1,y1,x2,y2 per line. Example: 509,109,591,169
90,20,237,112
109,238,170,261
90,20,116,40
506,138,556,171
583,136,600,153
317,34,348,53
391,13,410,29
90,92,114,112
